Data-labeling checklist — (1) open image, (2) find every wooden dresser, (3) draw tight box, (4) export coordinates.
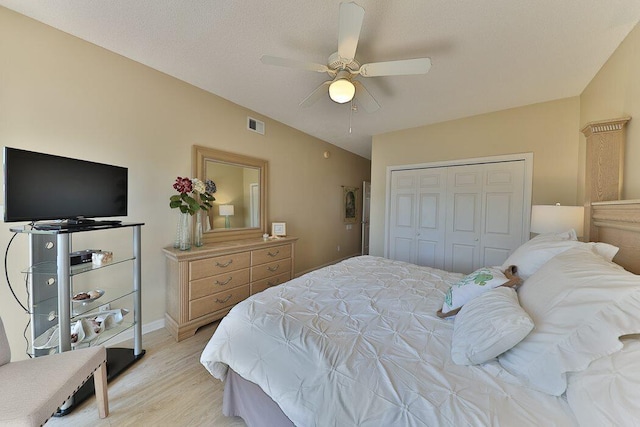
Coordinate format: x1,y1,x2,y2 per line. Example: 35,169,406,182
163,236,297,341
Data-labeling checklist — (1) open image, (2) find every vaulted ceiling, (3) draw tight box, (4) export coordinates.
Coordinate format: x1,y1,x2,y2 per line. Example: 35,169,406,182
2,0,639,159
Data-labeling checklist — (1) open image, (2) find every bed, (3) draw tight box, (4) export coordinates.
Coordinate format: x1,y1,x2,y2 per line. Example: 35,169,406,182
200,199,640,427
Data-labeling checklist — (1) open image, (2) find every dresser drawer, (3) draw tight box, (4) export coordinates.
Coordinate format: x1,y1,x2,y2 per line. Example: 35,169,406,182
189,268,250,300
189,252,250,280
189,284,250,320
252,258,292,282
251,272,291,295
252,244,291,265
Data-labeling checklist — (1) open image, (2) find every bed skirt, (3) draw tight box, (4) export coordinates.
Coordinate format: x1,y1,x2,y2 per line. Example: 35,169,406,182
223,368,295,427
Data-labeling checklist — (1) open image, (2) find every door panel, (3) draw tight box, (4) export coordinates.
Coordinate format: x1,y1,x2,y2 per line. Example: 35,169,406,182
451,243,477,274
481,161,525,267
361,181,371,255
389,168,447,268
445,165,483,272
393,237,414,263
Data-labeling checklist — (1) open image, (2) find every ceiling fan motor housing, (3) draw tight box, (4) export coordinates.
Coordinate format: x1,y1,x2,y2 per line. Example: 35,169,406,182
328,52,360,72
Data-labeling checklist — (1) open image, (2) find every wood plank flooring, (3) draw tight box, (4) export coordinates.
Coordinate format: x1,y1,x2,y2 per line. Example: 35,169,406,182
46,322,246,426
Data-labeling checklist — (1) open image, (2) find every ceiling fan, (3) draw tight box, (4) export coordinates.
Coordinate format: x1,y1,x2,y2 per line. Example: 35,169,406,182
260,1,432,113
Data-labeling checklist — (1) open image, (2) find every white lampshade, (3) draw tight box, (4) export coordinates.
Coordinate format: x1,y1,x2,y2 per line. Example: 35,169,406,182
329,79,355,104
219,205,234,216
530,204,584,237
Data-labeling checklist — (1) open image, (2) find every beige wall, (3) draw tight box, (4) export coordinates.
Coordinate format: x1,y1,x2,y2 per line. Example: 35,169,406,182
370,97,581,256
579,22,640,201
0,7,370,358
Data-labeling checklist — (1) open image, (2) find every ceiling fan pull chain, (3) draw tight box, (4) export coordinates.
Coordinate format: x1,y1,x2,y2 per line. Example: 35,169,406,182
349,99,354,134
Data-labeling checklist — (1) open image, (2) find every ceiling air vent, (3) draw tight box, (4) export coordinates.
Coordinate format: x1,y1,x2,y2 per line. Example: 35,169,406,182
247,117,265,135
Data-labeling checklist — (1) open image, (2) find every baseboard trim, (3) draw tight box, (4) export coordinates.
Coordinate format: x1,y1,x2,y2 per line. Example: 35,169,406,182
295,252,361,277
107,318,166,346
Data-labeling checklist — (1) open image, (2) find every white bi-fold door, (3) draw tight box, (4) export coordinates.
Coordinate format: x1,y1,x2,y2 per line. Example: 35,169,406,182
388,159,527,274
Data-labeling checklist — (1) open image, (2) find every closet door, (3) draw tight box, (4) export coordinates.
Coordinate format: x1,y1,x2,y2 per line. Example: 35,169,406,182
445,161,526,273
444,165,483,273
481,161,525,267
389,168,447,268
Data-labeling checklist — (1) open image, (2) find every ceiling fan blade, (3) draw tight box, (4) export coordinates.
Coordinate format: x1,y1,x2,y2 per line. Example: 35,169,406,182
337,2,365,61
359,58,432,77
353,80,380,113
260,55,329,73
299,81,332,108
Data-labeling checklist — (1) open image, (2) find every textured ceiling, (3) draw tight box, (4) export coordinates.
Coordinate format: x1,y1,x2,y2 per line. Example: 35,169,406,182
2,0,640,159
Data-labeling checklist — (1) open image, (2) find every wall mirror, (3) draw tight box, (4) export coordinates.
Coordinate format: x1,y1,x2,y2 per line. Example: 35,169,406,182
192,145,267,243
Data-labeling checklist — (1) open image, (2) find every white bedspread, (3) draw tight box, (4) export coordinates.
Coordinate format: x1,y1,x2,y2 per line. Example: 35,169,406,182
201,256,576,426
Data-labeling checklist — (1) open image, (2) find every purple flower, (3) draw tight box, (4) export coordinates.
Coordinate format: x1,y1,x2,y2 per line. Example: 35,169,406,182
205,179,217,194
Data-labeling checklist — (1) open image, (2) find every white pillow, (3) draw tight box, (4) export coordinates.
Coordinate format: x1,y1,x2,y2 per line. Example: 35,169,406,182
566,338,640,426
498,246,640,395
439,267,520,317
451,287,534,365
500,230,619,280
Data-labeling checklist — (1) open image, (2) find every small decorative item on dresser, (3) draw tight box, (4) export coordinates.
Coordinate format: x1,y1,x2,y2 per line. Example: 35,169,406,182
272,222,286,237
194,210,204,247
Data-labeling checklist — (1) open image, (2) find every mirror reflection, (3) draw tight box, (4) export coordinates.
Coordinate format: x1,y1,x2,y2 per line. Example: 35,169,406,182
205,161,260,230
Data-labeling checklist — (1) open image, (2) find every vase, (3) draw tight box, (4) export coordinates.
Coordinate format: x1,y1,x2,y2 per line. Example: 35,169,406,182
174,212,191,251
194,210,204,247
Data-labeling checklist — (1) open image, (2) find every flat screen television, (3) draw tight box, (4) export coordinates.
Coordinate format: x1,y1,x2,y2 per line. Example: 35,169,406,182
3,147,128,224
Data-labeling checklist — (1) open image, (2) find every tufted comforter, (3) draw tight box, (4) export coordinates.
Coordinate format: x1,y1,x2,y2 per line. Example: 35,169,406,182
201,256,576,426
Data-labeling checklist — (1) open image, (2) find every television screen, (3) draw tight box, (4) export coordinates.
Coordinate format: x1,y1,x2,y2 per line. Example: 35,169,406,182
3,147,128,223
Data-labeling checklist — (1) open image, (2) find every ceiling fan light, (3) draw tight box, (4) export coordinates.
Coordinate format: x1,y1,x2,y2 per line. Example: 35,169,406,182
329,79,355,103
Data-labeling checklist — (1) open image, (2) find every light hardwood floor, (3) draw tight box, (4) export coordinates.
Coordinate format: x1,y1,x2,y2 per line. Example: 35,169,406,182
46,322,246,426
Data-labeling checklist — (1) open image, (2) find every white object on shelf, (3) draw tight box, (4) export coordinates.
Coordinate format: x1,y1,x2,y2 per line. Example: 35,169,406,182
92,251,113,266
33,308,130,349
71,289,105,303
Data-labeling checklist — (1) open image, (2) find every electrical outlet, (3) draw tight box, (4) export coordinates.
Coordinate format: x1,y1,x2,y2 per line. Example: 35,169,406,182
99,303,111,312
337,245,341,252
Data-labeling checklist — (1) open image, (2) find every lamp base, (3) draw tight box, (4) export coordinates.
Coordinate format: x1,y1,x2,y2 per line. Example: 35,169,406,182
224,216,230,229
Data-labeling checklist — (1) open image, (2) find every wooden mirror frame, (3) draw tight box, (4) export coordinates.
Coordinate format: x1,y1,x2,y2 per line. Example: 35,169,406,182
192,145,268,244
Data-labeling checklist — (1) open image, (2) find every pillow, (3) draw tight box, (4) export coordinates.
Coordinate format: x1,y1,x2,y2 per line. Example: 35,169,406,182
437,266,522,318
500,230,619,280
566,337,640,426
499,230,577,280
498,246,640,395
451,287,533,365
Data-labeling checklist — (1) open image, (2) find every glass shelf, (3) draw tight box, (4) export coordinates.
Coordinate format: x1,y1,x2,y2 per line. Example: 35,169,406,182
29,320,136,356
71,290,135,318
23,256,135,276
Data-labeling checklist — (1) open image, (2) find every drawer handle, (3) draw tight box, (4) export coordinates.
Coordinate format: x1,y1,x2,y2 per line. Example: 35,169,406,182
214,277,233,286
267,250,280,257
267,264,280,272
267,278,281,287
215,294,232,304
215,260,233,268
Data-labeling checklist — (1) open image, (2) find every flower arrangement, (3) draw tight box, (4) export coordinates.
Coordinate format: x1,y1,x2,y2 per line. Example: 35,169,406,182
170,177,216,215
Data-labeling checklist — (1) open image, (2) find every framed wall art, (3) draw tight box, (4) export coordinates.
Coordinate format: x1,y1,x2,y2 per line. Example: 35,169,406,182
343,186,358,224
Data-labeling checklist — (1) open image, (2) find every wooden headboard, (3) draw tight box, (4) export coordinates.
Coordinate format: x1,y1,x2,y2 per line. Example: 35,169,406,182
581,117,640,274
590,200,640,274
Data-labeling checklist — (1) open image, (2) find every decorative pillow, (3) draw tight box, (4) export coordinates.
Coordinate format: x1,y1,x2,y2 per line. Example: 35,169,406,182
451,287,534,365
500,230,619,280
437,266,522,318
566,337,640,426
498,246,640,395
